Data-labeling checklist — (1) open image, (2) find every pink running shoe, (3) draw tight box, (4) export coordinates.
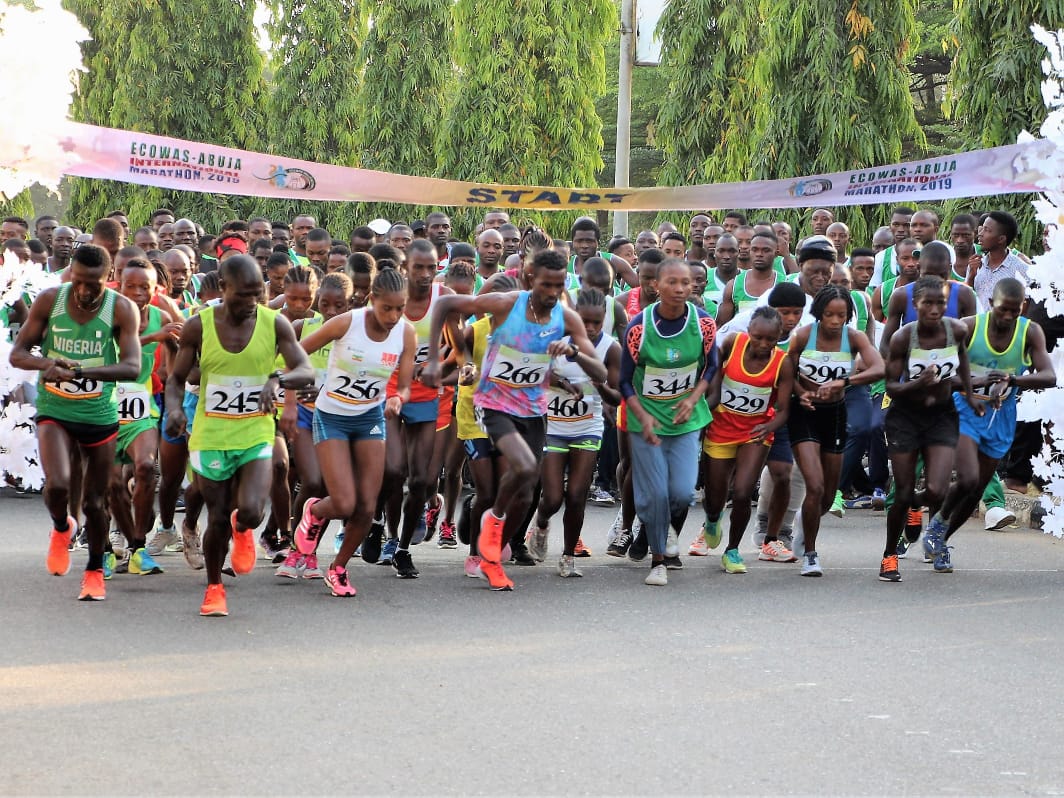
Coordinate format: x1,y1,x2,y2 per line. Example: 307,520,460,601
294,498,325,555
464,555,483,578
325,565,357,597
276,550,305,579
302,553,324,579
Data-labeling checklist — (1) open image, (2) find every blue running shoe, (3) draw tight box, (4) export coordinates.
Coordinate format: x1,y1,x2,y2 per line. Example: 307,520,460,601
102,551,116,580
333,530,345,555
922,515,947,561
129,547,164,575
380,537,398,566
934,545,954,573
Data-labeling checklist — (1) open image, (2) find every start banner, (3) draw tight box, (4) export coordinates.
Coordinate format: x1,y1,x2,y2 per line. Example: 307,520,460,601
8,121,1056,211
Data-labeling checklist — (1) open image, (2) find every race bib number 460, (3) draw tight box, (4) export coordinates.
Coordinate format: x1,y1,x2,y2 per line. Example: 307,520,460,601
205,375,266,418
642,363,696,400
488,345,551,389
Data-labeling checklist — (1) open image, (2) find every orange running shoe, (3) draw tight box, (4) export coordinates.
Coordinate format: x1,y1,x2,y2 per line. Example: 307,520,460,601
573,537,592,557
477,511,504,564
229,510,256,575
477,558,514,591
907,509,923,526
77,569,105,601
47,516,76,576
200,583,228,616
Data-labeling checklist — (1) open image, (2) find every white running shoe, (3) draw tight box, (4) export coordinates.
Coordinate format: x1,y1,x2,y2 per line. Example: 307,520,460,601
525,523,549,562
800,550,823,577
558,554,583,578
644,563,668,586
984,506,1016,531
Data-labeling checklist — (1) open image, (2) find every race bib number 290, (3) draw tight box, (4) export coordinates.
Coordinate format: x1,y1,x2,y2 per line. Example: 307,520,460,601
205,375,265,418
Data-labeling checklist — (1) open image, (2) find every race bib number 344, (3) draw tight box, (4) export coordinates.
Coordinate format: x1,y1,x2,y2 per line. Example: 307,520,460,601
642,363,696,400
205,375,266,418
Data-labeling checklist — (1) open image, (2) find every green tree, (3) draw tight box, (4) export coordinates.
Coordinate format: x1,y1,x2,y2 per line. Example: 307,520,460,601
438,0,614,236
948,0,1064,252
750,0,922,243
352,0,450,227
66,0,266,231
266,0,368,234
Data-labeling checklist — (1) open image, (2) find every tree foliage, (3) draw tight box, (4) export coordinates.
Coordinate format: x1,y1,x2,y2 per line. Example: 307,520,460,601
948,0,1064,252
438,0,614,235
266,0,368,234
749,0,922,242
65,0,266,230
352,0,451,227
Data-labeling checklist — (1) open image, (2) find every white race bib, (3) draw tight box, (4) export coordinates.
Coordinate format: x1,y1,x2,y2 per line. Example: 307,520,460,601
488,345,551,389
797,350,851,384
117,383,152,423
548,382,594,423
325,366,389,406
720,375,772,415
204,375,266,418
44,356,103,400
642,363,696,400
908,346,959,382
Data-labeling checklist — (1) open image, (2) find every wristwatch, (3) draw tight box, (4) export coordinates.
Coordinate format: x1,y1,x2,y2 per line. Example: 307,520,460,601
73,364,84,380
270,369,287,388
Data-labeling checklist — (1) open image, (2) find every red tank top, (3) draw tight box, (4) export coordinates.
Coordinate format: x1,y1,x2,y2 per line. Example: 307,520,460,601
707,333,787,445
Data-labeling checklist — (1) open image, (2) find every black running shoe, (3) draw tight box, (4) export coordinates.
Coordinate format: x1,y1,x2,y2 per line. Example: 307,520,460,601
509,539,537,566
392,549,419,579
361,517,384,564
457,493,473,545
607,531,632,558
628,524,648,561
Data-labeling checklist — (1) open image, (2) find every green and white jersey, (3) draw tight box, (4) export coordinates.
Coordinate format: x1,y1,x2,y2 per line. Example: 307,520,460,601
36,284,120,425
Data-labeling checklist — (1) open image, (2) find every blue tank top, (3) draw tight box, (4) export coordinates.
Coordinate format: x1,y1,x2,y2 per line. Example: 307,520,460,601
476,290,566,418
902,281,961,324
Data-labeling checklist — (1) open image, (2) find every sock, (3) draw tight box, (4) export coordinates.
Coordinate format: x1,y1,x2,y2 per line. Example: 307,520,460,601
706,512,721,523
490,509,505,521
397,544,409,553
54,517,70,534
764,536,777,543
131,539,146,552
86,552,103,570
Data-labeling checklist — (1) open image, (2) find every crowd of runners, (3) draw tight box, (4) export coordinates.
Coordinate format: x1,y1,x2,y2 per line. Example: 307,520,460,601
1,204,1056,615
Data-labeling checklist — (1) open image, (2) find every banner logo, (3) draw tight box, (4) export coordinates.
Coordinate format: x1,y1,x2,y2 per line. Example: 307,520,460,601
255,165,316,191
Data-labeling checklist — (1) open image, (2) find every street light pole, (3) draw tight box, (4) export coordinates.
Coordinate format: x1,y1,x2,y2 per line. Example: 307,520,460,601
613,0,635,240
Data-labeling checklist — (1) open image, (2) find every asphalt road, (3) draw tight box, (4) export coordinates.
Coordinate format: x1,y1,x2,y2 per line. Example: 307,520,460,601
2,491,1063,796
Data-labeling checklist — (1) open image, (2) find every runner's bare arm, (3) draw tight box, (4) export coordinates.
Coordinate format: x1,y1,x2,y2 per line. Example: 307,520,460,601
422,292,517,387
716,280,736,325
273,314,314,387
1018,322,1056,390
163,315,202,439
558,306,607,383
389,323,418,413
878,287,907,358
609,254,639,288
298,311,353,355
100,294,142,382
9,287,67,376
593,341,623,406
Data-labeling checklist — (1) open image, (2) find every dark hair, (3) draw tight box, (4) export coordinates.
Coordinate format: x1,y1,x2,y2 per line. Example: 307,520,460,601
750,305,782,329
120,256,154,275
447,260,476,280
249,216,270,226
34,214,57,227
662,232,687,246
751,230,778,246
27,239,46,255
266,252,291,271
319,272,353,299
306,228,331,245
950,213,978,229
220,254,262,283
485,273,519,293
522,228,552,255
284,265,319,292
71,243,110,271
581,256,613,287
116,245,147,260
723,211,747,224
250,237,273,253
221,219,249,233
896,237,920,251
92,217,124,242
407,238,437,260
810,285,854,321
576,287,607,311
531,249,566,271
607,237,632,254
637,247,666,266
571,217,601,239
368,243,403,264
372,264,406,295
891,206,915,217
985,210,1019,245
425,211,450,225
198,271,221,295
449,242,476,261
993,276,1026,302
498,223,520,237
272,220,291,231
849,247,875,260
912,274,945,300
768,282,806,309
351,225,375,240
329,244,351,257
150,208,175,222
3,238,28,251
346,252,376,280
